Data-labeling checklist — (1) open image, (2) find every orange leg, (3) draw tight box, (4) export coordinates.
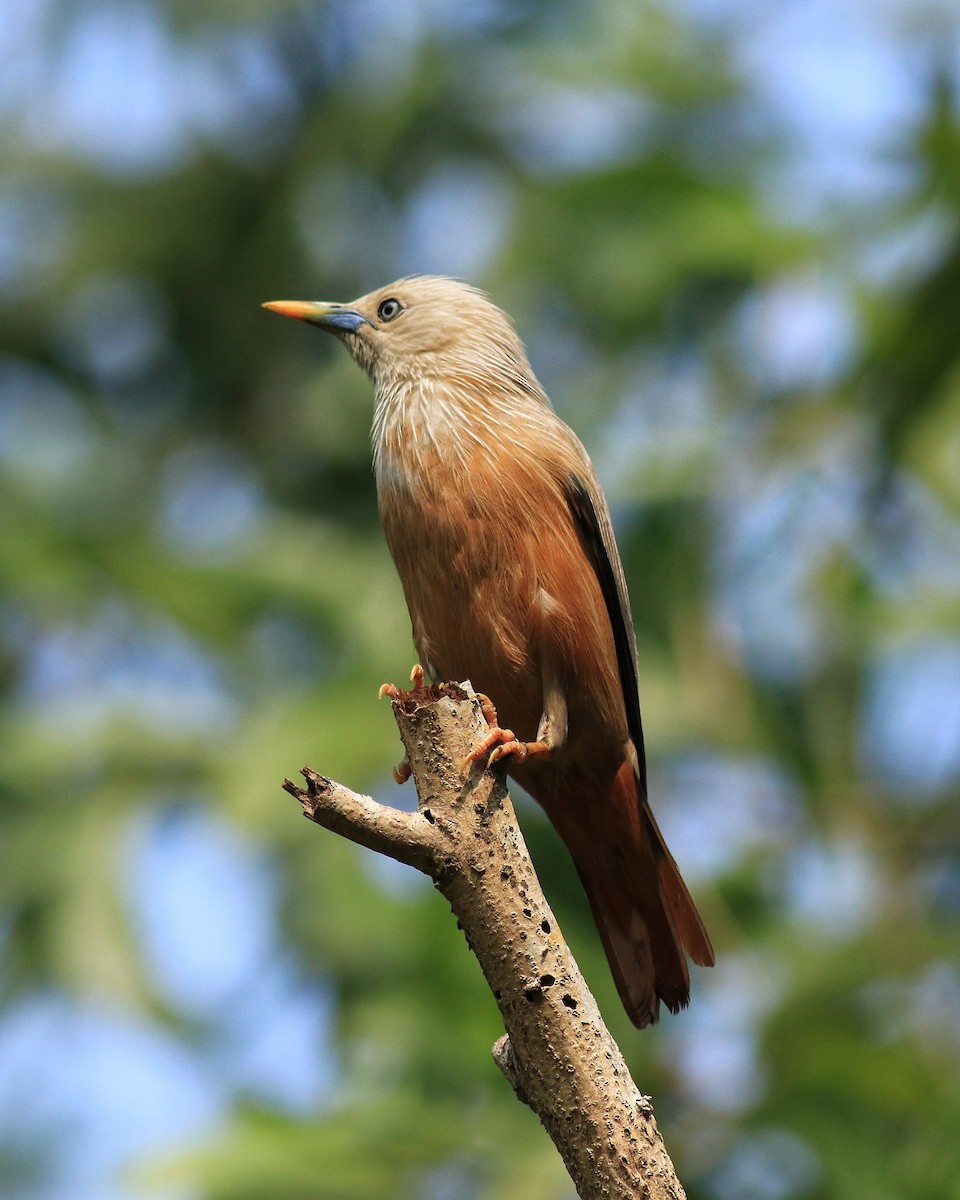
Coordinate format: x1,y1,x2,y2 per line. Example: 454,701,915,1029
378,665,427,782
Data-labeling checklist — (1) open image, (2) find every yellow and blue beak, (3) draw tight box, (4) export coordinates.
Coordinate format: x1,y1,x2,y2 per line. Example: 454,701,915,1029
261,300,368,332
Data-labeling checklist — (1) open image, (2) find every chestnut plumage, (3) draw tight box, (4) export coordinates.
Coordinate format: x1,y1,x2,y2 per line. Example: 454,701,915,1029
264,276,714,1027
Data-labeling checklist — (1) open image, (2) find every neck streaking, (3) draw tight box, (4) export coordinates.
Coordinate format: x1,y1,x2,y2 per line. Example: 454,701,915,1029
371,360,554,490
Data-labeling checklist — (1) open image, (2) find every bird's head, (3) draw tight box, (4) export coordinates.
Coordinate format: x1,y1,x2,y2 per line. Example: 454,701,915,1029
263,275,543,400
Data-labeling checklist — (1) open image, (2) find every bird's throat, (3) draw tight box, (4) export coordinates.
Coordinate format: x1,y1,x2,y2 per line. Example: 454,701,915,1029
372,375,495,490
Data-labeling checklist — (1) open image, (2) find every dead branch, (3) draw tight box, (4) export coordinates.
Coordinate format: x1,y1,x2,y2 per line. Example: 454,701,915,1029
282,681,686,1200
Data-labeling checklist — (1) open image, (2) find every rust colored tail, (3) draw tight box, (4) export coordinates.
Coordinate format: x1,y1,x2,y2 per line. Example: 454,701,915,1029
548,761,714,1029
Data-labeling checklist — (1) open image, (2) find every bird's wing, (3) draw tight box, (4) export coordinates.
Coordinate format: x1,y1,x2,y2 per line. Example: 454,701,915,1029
563,472,647,793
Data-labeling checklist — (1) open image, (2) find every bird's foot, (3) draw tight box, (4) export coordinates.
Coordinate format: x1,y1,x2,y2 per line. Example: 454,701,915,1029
463,722,518,771
488,738,552,768
378,665,427,783
377,663,427,702
392,758,412,785
463,694,552,771
476,691,500,727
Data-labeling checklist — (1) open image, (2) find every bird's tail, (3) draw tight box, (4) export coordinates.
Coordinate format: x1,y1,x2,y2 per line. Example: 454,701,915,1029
552,760,714,1029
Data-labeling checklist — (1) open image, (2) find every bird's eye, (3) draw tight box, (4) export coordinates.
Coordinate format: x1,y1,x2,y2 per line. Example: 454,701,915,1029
377,298,403,323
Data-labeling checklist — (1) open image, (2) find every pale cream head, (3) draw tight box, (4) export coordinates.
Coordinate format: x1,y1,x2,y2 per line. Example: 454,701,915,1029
263,275,548,403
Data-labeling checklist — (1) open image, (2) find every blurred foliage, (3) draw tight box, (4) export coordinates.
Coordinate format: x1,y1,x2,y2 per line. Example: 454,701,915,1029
1,1,960,1199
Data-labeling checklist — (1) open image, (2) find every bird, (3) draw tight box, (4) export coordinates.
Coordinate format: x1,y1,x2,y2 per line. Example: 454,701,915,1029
263,276,714,1028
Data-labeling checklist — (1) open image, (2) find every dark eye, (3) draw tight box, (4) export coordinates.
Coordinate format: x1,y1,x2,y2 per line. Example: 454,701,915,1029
377,298,403,323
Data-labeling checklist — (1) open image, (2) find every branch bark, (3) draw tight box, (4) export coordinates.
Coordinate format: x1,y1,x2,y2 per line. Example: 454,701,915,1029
282,681,686,1200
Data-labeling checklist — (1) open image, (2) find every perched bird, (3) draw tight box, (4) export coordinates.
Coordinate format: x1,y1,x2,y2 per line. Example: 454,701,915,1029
263,276,713,1027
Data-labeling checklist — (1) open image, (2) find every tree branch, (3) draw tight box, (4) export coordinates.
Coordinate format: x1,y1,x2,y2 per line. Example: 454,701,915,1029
281,770,441,874
282,681,687,1200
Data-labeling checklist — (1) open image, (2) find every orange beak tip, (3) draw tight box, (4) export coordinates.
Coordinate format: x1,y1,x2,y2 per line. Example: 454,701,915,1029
262,300,312,320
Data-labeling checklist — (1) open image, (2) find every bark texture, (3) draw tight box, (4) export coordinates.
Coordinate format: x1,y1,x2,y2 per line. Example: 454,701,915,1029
282,681,686,1200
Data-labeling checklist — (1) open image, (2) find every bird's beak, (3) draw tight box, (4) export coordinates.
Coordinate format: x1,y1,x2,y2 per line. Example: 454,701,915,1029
261,299,368,332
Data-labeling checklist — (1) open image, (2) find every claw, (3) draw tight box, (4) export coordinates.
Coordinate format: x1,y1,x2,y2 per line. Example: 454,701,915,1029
476,691,499,727
466,731,553,773
381,667,424,779
489,739,528,767
461,724,518,773
489,739,551,767
380,665,425,701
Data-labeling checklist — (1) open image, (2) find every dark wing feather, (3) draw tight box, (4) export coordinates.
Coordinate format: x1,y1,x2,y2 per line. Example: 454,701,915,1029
564,473,647,792
565,471,715,971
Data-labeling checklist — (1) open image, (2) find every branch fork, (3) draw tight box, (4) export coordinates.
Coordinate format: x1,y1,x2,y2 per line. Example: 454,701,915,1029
282,680,686,1200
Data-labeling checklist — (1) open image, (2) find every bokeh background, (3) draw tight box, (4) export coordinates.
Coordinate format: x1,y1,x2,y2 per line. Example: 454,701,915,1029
2,0,960,1197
